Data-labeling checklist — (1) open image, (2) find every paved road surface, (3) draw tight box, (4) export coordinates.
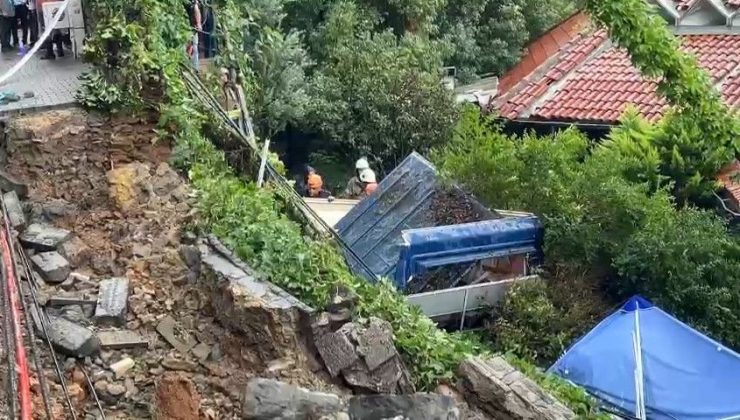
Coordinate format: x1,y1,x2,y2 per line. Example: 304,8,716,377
0,47,87,114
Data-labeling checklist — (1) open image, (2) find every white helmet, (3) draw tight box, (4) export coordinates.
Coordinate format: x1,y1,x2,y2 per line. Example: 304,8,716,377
359,168,376,183
355,158,370,170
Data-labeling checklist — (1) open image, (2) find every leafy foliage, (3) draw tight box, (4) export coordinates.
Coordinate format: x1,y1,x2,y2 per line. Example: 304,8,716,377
490,276,610,366
435,107,740,352
584,0,740,203
307,1,459,172
438,0,577,81
78,0,190,112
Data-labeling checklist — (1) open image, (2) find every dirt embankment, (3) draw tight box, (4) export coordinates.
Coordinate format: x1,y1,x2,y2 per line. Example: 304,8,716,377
4,109,341,419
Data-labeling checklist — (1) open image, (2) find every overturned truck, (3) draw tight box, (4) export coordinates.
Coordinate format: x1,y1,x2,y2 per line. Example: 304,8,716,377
306,153,543,327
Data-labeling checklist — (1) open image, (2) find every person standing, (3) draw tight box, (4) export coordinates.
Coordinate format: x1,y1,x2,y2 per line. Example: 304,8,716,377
26,0,36,46
12,0,28,50
202,2,215,58
0,0,15,52
183,0,201,70
343,158,371,198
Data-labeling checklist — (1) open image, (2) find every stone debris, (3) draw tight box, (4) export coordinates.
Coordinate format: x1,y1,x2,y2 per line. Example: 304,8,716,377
348,394,460,420
456,356,575,420
0,169,28,198
155,373,201,420
162,356,198,372
315,325,359,377
198,239,314,366
94,277,130,326
314,316,413,394
156,315,196,354
20,223,71,251
44,315,100,357
59,236,93,269
242,378,344,420
47,295,97,307
109,357,135,378
191,342,211,362
3,190,25,230
36,198,78,220
97,330,149,350
30,251,71,283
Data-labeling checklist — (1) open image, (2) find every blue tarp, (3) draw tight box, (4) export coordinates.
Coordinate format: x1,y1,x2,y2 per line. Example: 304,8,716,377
394,217,542,289
548,296,740,420
335,152,497,281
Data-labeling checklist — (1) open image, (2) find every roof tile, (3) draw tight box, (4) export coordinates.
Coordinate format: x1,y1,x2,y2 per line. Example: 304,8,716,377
503,34,740,123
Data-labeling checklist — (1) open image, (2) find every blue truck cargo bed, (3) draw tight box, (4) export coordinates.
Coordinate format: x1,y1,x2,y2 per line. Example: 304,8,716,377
335,152,541,287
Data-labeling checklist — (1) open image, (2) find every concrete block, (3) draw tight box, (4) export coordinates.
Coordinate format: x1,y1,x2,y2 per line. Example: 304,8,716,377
3,190,25,231
243,378,343,420
45,315,100,357
20,223,71,251
94,277,130,326
0,169,28,199
97,330,149,350
30,251,71,284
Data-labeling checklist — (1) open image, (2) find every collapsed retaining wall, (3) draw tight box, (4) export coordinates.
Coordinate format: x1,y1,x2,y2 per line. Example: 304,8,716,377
192,235,315,367
191,235,579,419
457,356,576,420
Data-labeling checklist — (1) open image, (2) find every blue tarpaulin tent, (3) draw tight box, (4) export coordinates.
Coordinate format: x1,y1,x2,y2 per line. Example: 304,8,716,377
548,296,740,420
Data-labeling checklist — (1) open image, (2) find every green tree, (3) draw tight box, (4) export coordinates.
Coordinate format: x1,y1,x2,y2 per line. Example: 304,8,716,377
584,0,740,203
437,0,577,81
308,1,458,172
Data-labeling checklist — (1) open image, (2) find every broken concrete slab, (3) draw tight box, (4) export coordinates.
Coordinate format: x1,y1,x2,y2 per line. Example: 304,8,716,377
355,317,396,371
242,378,344,420
94,277,129,327
30,251,71,283
59,236,93,269
20,223,71,251
191,342,211,362
97,330,149,350
198,238,314,366
456,356,575,420
3,191,25,231
348,394,460,420
0,169,28,198
315,325,359,377
44,315,100,357
156,315,196,354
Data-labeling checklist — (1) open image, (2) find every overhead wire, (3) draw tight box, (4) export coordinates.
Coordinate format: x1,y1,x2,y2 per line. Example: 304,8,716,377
179,66,379,280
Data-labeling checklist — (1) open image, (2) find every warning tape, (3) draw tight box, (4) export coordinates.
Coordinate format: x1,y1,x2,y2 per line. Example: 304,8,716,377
0,0,71,86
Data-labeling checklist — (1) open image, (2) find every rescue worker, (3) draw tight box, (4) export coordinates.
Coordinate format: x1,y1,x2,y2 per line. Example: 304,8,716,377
359,168,378,197
343,157,371,198
306,166,324,198
298,165,329,198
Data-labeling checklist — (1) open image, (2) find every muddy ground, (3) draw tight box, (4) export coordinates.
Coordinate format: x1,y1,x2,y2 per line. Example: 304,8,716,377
3,109,342,419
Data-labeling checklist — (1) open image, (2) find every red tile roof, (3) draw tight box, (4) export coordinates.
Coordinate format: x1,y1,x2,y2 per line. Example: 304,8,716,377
498,34,740,123
497,30,608,119
497,12,590,94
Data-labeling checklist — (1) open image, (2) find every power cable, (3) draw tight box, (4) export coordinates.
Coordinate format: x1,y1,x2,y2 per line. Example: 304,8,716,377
180,66,379,280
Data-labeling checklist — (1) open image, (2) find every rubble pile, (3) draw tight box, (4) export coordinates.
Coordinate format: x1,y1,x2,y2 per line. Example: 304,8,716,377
242,378,461,420
2,110,342,419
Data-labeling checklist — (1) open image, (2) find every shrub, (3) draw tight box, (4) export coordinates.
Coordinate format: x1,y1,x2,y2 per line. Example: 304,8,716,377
490,274,610,366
